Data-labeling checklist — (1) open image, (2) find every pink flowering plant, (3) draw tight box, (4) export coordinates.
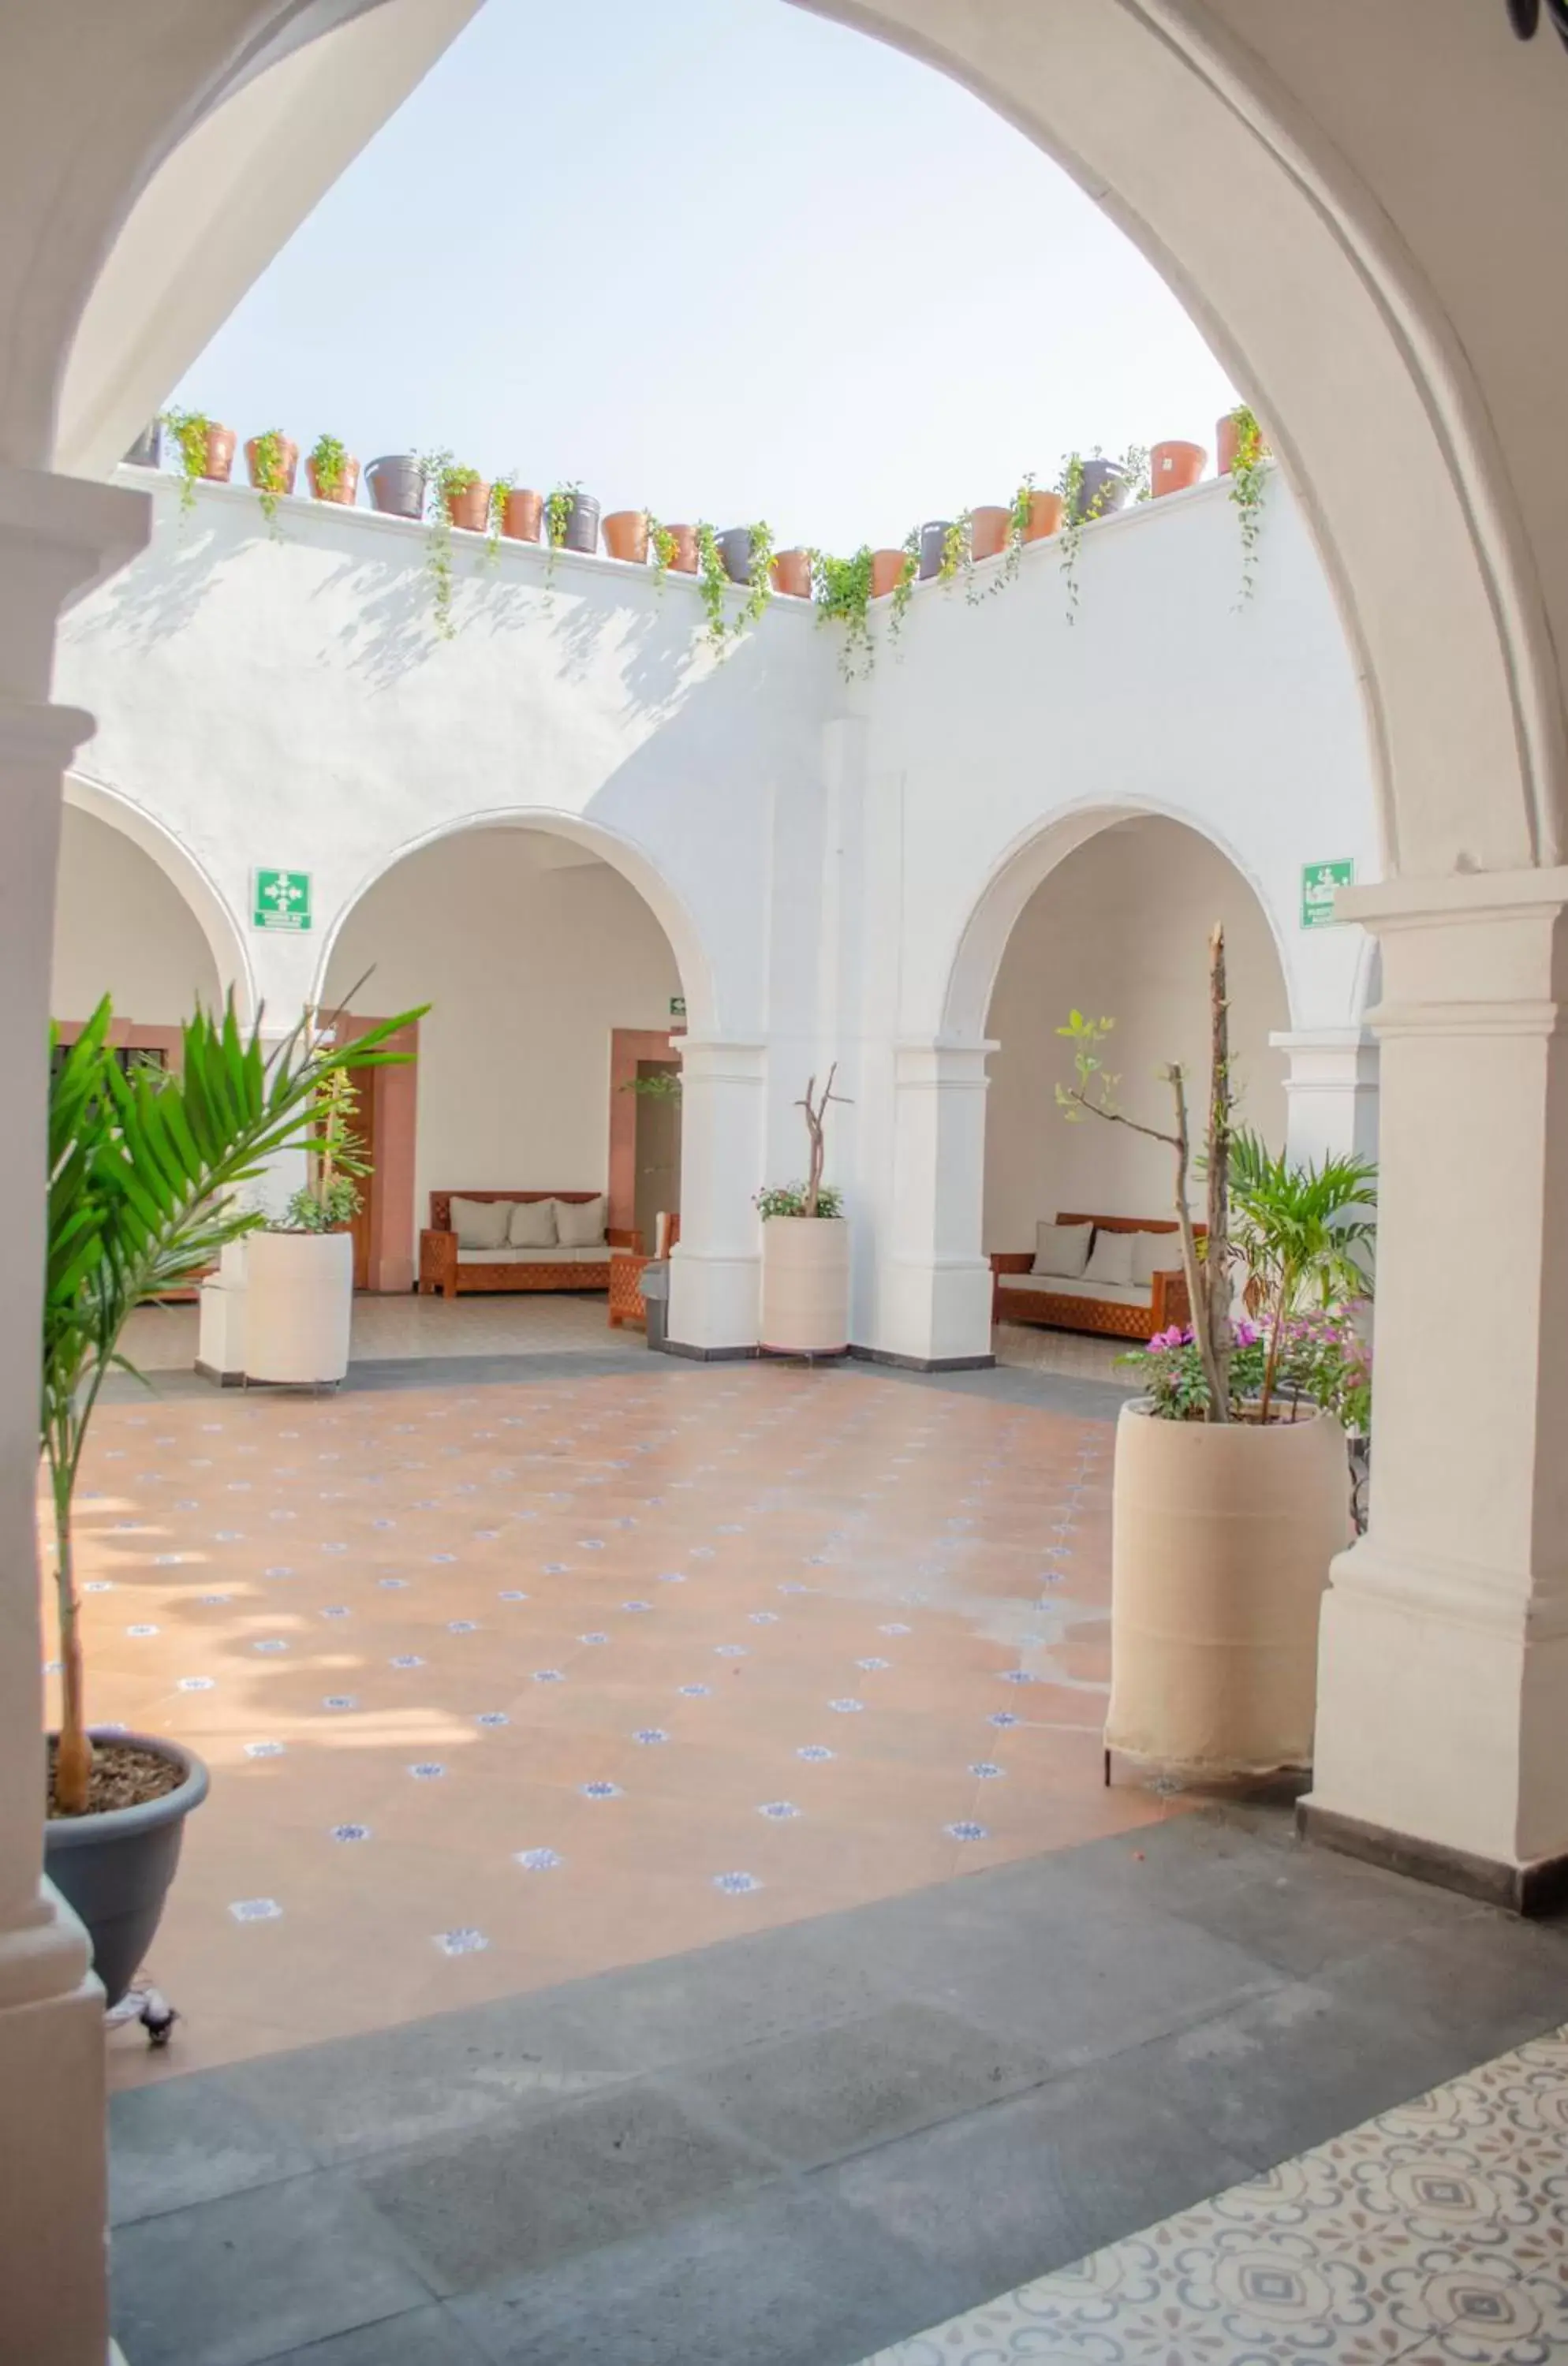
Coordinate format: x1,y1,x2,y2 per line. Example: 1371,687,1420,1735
1121,1308,1371,1434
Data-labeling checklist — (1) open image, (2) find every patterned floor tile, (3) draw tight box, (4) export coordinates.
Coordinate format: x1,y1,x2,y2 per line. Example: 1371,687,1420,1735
855,2025,1568,2366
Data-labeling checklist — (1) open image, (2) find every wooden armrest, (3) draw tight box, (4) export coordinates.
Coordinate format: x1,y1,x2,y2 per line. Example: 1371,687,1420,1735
607,1227,640,1251
990,1252,1035,1275
1151,1266,1192,1328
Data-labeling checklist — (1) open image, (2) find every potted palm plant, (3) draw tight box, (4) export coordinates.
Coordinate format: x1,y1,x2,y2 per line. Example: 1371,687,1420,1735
756,1067,851,1357
1057,927,1372,1785
243,1061,375,1386
42,997,415,2005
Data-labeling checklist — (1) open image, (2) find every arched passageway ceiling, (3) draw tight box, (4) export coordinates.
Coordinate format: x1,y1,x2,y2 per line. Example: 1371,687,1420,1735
797,0,1567,880
310,810,719,1037
63,771,256,1021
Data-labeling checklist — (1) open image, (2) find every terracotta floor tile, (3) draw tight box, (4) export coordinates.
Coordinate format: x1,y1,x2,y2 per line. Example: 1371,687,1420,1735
50,1358,1189,2085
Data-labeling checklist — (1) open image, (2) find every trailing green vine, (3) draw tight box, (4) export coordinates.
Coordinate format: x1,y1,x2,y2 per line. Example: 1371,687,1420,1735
250,427,289,534
486,475,512,567
980,472,1035,600
1054,446,1144,621
162,409,213,516
695,523,730,647
812,546,875,680
1226,405,1268,602
545,480,579,581
309,433,349,502
888,527,920,647
423,451,482,639
648,515,678,597
734,520,775,636
693,520,774,649
938,512,970,592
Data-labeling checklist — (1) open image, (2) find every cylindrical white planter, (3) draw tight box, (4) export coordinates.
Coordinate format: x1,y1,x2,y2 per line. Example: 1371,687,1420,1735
1107,1398,1349,1782
759,1215,849,1355
243,1230,353,1385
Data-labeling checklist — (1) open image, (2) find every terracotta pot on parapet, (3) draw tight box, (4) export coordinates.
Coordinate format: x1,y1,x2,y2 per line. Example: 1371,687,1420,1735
1023,491,1064,542
307,453,360,505
1151,440,1206,497
1217,412,1268,475
771,548,812,598
603,511,651,564
969,506,1010,562
245,436,297,496
870,548,909,599
201,424,237,483
663,524,700,573
445,480,491,532
502,487,543,541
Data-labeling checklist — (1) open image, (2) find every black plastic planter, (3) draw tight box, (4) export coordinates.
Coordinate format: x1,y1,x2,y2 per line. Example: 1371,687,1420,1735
561,492,601,554
365,453,427,521
1069,460,1129,526
122,422,162,468
918,521,954,580
44,1730,209,2008
717,527,757,585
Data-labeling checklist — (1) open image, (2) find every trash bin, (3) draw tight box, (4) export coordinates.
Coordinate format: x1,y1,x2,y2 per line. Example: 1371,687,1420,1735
640,1260,670,1352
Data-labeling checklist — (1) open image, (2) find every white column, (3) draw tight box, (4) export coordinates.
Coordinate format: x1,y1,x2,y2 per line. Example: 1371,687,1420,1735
1271,1027,1379,1165
0,461,150,2364
869,1040,995,1368
666,1036,765,1355
1304,871,1568,1906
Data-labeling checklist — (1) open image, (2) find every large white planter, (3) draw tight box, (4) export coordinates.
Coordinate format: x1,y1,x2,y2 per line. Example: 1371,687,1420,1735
243,1229,353,1385
1107,1398,1349,1782
759,1215,849,1355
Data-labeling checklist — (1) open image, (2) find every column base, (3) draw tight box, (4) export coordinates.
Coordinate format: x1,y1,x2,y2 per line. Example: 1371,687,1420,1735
1297,1801,1568,1916
1305,1532,1568,1902
873,1256,994,1367
847,1344,997,1374
0,1883,109,2361
666,1248,760,1356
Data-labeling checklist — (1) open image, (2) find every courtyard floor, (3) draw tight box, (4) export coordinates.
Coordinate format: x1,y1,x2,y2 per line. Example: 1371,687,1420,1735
72,1340,1568,2366
56,1345,1164,2089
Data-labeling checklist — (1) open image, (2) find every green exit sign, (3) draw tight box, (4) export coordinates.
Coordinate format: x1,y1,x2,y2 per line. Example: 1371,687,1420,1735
1301,859,1353,930
252,869,312,932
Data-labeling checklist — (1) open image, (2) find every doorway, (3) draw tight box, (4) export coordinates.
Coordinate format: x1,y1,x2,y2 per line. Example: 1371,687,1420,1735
633,1059,681,1255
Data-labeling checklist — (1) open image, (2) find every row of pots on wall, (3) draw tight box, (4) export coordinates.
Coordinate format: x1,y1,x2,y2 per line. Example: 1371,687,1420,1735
127,416,1252,596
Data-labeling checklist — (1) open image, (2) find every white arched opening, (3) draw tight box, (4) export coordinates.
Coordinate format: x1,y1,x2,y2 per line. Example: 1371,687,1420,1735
318,819,693,1293
981,814,1292,1266
60,771,254,1022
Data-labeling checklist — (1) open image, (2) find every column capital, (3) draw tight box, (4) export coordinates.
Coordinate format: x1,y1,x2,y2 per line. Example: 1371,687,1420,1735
0,461,149,696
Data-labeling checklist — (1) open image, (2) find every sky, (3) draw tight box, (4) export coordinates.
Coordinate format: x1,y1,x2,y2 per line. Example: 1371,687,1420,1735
170,0,1238,557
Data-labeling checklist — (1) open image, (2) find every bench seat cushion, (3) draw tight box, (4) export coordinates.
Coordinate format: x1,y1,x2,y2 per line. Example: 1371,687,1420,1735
455,1244,613,1266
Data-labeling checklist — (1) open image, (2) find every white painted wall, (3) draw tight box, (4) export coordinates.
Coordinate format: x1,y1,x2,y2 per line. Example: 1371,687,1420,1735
322,830,680,1230
50,802,220,1022
982,817,1290,1250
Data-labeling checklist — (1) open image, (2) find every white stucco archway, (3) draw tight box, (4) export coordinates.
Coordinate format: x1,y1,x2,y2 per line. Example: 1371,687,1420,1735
62,770,256,1021
941,798,1301,1047
309,805,718,1036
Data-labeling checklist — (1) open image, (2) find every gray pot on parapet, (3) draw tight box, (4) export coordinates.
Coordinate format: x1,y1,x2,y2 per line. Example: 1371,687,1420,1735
123,421,162,468
561,491,601,553
717,526,760,584
44,1730,209,2009
918,520,954,580
1069,459,1129,525
365,453,427,521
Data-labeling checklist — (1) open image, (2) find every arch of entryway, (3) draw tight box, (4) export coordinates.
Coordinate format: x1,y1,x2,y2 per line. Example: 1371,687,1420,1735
974,812,1294,1360
310,806,741,1325
58,769,256,1028
881,800,1303,1370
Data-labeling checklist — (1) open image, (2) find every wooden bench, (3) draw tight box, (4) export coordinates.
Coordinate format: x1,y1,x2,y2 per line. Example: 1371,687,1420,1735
991,1211,1198,1342
417,1190,638,1301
